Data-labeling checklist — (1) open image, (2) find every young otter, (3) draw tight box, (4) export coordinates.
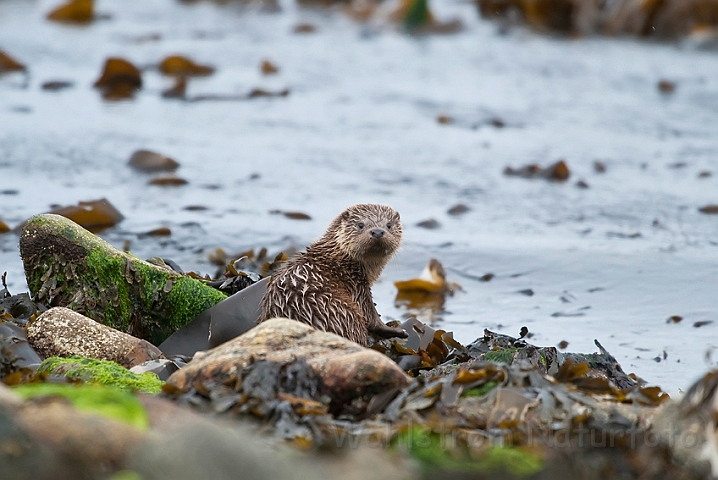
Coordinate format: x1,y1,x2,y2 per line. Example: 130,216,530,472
257,203,408,346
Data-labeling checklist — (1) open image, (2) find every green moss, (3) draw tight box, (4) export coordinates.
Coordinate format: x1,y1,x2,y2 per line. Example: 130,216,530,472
38,356,164,394
462,381,498,397
12,383,149,430
483,348,519,364
167,276,228,331
109,471,144,480
394,426,544,476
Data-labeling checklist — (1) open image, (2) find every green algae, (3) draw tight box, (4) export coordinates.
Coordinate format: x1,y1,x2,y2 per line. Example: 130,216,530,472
483,347,519,364
462,381,498,397
478,446,545,477
38,356,164,394
394,425,544,476
12,383,149,430
108,470,144,480
20,214,227,344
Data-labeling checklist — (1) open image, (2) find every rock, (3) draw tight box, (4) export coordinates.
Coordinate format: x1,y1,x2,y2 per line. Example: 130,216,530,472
128,150,180,173
19,214,227,345
131,394,413,480
14,388,145,470
41,80,74,91
447,203,470,215
167,318,411,415
37,356,164,393
130,359,179,381
28,307,164,368
0,390,82,480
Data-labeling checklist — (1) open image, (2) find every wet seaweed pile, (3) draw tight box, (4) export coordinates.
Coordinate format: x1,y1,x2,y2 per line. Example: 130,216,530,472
160,312,678,477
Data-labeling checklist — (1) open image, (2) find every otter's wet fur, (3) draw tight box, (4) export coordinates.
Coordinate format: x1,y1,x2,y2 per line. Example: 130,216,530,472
257,203,407,345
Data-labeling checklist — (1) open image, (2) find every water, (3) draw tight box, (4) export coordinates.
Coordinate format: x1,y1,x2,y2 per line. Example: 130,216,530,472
2,0,718,394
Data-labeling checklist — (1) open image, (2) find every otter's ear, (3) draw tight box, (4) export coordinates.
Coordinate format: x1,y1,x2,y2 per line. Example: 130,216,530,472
341,210,351,221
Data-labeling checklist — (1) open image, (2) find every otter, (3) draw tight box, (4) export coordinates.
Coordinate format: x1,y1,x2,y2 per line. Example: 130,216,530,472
257,203,408,346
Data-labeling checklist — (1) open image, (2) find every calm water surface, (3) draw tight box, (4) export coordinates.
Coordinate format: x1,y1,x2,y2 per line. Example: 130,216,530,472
2,0,718,394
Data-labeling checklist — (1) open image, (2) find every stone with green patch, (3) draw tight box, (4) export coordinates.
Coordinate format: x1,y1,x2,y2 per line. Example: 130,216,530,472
393,425,544,476
12,382,149,430
20,214,227,345
38,356,164,394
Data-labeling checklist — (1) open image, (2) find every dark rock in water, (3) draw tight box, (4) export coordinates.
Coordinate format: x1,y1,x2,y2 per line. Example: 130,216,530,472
19,214,227,345
159,277,268,357
416,218,441,229
166,318,410,417
128,149,180,173
27,307,164,368
41,80,74,91
447,203,470,215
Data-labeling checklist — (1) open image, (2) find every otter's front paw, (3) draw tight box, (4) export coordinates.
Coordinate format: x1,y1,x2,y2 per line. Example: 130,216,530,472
369,324,408,339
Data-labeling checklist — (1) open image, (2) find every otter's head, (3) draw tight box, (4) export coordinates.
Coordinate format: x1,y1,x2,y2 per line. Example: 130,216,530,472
327,204,402,280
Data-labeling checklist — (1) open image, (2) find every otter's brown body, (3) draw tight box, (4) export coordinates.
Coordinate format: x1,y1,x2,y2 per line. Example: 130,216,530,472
257,204,407,346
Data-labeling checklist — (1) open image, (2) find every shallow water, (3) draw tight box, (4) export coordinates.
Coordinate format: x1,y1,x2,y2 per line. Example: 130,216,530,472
2,0,718,394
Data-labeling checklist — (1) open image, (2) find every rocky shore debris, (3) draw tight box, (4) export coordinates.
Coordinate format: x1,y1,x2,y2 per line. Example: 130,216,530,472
45,198,124,231
28,307,164,368
128,150,180,173
93,57,142,100
394,258,460,314
158,55,214,77
0,50,27,75
19,214,227,345
504,159,571,181
1,220,716,478
46,0,95,24
166,318,411,416
476,0,718,39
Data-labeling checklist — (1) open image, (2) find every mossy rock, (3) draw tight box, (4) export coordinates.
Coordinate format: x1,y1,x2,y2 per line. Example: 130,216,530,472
20,214,227,345
12,382,149,430
394,425,544,476
38,356,164,394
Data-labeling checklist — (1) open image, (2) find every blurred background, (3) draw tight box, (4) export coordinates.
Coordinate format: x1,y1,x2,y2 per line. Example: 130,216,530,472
1,0,718,394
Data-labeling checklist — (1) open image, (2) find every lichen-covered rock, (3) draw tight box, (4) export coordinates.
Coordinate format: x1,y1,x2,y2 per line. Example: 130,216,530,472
19,214,227,345
167,318,411,414
28,307,164,368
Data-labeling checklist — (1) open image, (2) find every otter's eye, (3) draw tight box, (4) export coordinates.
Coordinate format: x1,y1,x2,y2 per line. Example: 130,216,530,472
357,222,365,229
386,223,392,229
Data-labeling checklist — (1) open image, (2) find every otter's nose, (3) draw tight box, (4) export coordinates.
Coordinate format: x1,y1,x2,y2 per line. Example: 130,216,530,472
370,228,385,238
